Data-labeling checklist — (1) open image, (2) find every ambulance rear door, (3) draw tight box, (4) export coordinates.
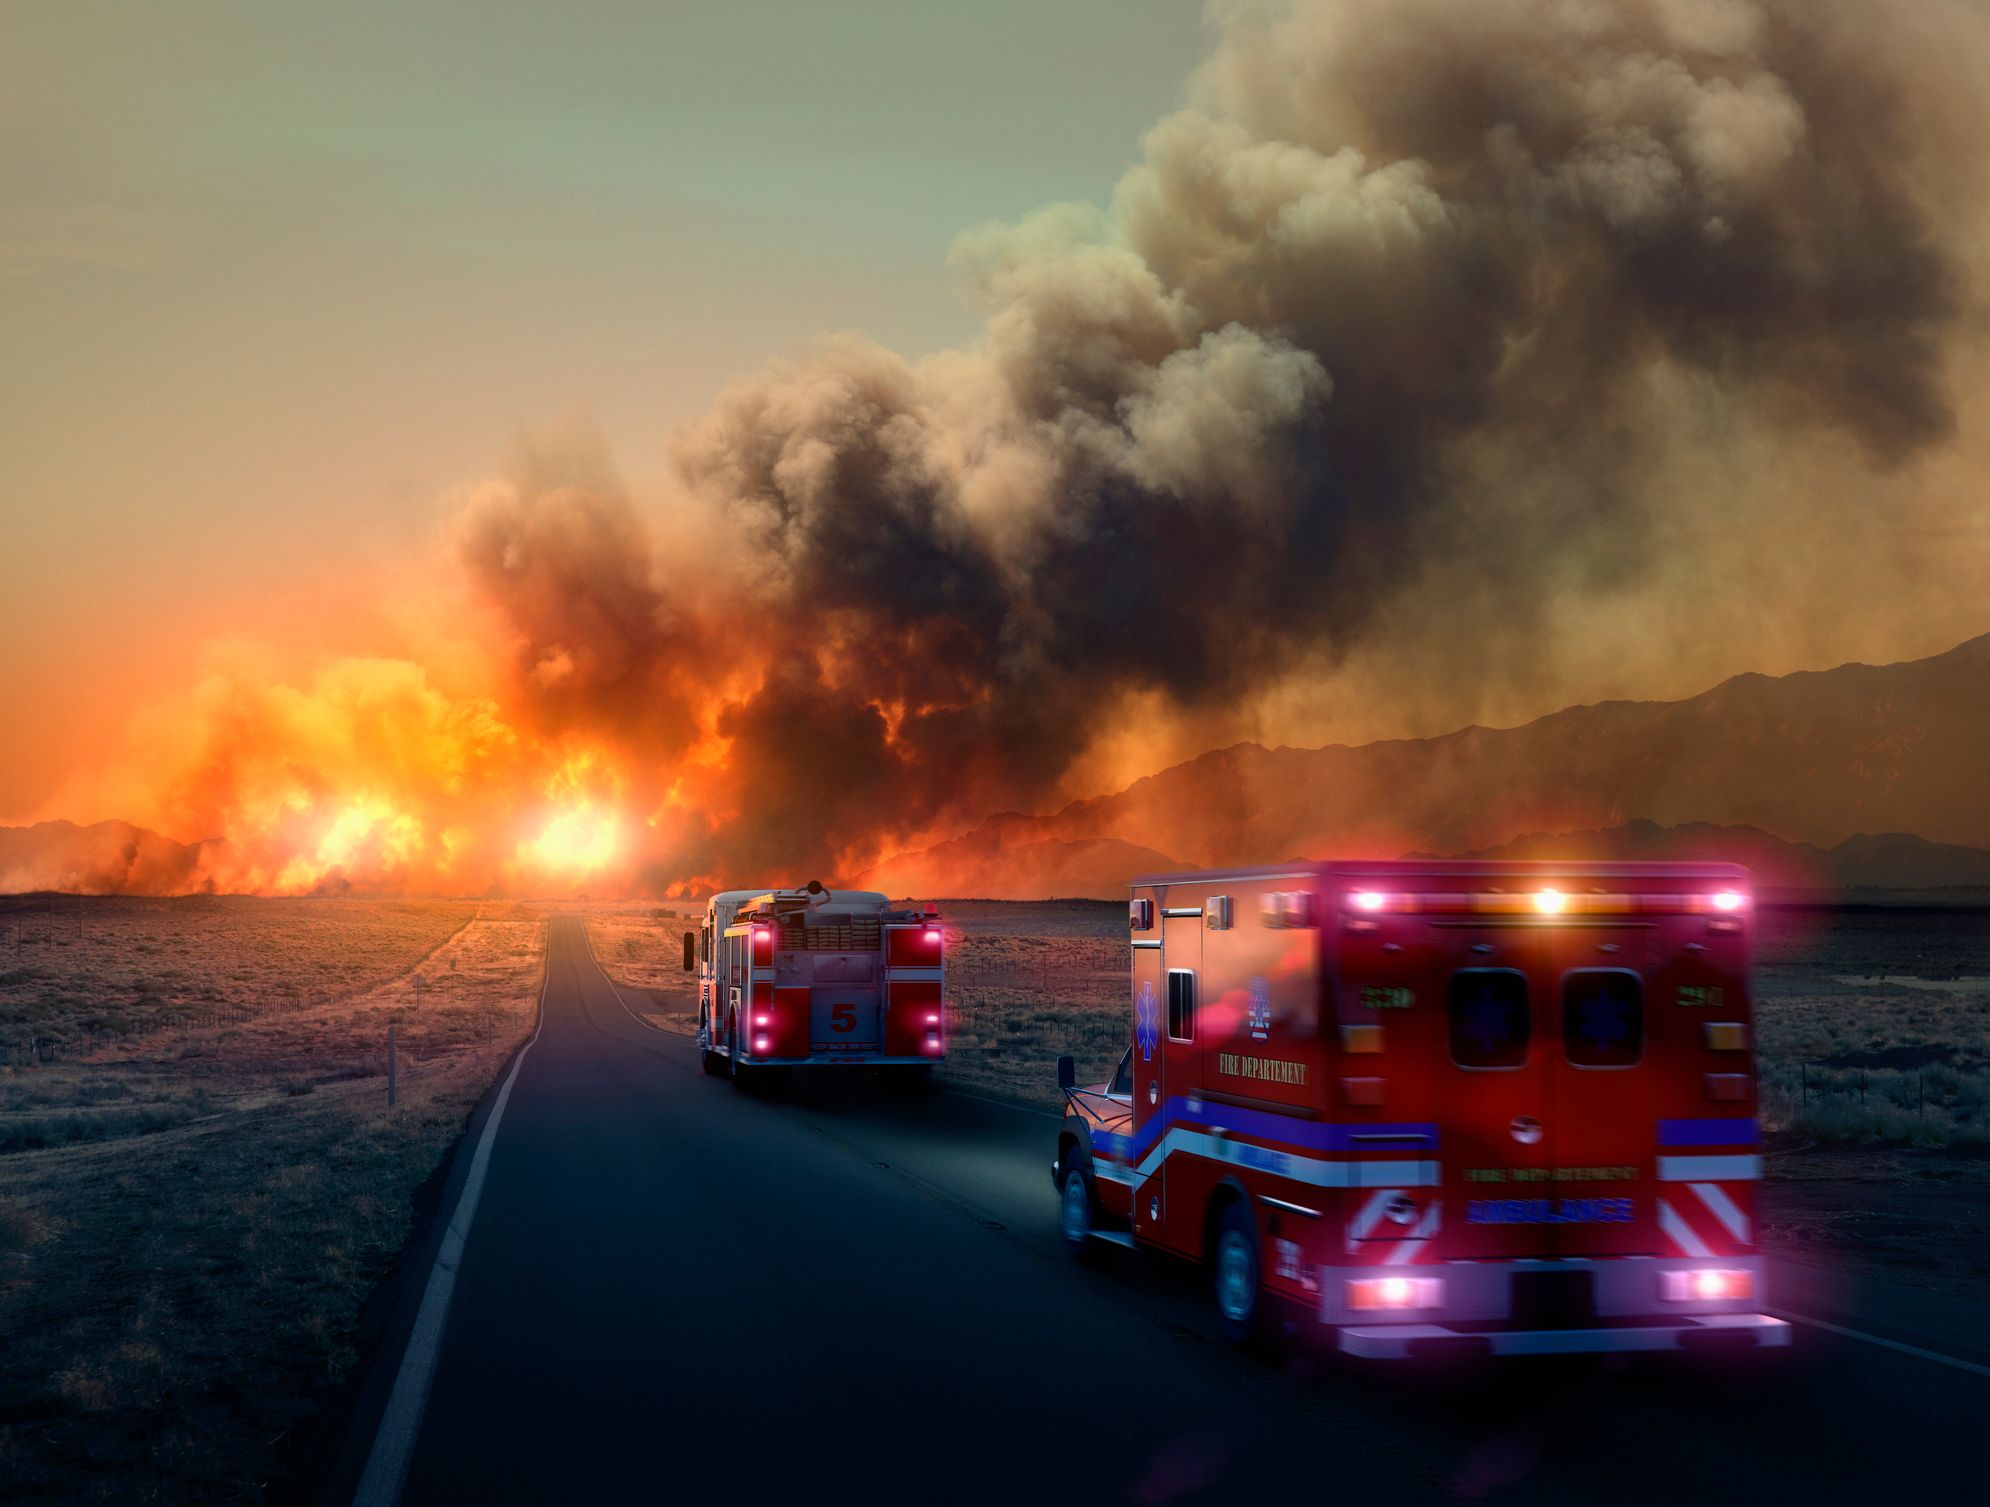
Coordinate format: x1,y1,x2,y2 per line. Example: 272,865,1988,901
1543,923,1659,1256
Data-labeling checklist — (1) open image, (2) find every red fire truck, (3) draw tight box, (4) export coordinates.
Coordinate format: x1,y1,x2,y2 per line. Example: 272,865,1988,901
1053,859,1789,1358
686,882,945,1085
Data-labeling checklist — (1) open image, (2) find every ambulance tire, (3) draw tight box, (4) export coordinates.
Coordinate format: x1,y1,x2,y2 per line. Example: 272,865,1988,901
1212,1198,1269,1347
1057,1157,1108,1266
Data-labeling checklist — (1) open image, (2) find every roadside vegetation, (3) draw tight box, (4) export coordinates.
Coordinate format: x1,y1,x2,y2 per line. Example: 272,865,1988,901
0,898,547,1505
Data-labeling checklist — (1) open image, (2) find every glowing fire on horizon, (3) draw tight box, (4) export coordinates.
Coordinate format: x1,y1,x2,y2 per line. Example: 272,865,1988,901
519,805,621,875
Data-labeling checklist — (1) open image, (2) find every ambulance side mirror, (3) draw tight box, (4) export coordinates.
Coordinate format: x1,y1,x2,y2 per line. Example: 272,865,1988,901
1056,1054,1075,1092
681,931,696,972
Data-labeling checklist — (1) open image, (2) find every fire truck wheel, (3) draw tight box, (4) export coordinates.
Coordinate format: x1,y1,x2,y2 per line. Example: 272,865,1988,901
1212,1199,1266,1345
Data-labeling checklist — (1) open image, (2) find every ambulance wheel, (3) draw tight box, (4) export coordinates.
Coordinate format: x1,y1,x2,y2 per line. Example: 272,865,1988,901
1212,1199,1266,1346
1058,1158,1107,1265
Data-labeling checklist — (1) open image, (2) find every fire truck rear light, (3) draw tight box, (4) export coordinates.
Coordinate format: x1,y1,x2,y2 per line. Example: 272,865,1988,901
924,1012,940,1025
753,1014,771,1028
1340,1076,1385,1106
924,927,940,943
752,1035,770,1054
1534,887,1567,915
1711,890,1746,912
1346,1276,1443,1312
1662,1269,1753,1303
1703,1021,1748,1051
1704,1072,1751,1101
1340,1024,1384,1054
1350,890,1387,913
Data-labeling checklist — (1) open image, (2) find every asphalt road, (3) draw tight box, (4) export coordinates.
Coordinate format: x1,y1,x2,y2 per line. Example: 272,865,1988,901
341,917,1988,1505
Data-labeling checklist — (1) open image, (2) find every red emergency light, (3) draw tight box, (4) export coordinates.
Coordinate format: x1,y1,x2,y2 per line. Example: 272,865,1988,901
1343,889,1751,917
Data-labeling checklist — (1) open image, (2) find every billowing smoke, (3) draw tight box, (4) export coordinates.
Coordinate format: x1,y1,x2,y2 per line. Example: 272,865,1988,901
50,0,1990,894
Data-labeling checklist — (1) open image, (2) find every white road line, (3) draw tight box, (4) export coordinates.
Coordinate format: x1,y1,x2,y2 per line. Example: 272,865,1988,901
1773,1309,1990,1381
352,940,552,1507
577,922,683,1036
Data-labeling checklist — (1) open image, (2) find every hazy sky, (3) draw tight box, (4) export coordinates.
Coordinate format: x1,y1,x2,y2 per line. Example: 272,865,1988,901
0,1,1208,819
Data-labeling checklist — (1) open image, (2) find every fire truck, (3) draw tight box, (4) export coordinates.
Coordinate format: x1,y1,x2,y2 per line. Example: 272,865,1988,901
685,882,945,1085
1053,859,1789,1358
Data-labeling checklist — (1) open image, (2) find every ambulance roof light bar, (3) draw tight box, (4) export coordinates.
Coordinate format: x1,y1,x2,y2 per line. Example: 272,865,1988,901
1343,888,1751,917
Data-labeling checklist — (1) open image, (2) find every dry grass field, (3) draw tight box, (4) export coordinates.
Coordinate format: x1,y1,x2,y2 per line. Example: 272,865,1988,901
0,897,548,1505
591,898,1990,1303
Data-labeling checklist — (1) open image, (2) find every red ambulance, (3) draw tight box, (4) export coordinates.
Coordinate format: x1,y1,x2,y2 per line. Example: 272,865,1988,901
1053,860,1788,1358
688,883,945,1085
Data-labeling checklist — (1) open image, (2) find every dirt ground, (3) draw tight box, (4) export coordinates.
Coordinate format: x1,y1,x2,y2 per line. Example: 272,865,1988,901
0,899,548,1506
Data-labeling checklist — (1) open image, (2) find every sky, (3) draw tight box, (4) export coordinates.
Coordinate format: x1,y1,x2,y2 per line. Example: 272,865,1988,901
0,0,1210,821
2,0,1986,898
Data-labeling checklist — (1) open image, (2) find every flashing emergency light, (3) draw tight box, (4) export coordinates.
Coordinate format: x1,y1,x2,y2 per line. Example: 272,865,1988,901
1534,887,1567,915
753,1035,771,1054
1711,889,1746,912
1351,890,1387,913
1661,1268,1754,1303
924,927,941,943
1346,1276,1443,1312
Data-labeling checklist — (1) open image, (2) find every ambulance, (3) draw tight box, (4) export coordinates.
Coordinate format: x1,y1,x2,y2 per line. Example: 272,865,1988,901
686,882,945,1085
1052,860,1789,1358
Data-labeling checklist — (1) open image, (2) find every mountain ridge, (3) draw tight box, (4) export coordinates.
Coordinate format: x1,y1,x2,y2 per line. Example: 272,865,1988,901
861,632,1990,896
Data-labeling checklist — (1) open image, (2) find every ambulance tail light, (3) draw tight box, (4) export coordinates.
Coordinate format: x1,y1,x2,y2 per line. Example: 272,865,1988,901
1346,1276,1444,1312
1703,1021,1749,1051
1661,1269,1754,1303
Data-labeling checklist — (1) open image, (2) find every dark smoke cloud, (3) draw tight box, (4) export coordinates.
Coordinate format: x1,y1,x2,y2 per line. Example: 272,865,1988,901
446,1,1990,888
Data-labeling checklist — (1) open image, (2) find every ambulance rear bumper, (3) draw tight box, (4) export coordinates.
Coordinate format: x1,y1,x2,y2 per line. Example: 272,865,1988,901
1338,1312,1790,1359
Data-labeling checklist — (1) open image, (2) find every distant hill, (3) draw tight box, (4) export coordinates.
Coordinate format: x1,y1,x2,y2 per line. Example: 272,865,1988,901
859,822,1180,901
865,633,1990,896
0,820,208,896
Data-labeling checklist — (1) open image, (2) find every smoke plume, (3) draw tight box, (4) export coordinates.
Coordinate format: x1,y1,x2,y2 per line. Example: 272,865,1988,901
47,0,1990,894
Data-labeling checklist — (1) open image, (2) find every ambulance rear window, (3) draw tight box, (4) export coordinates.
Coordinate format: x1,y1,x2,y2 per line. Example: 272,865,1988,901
1448,970,1528,1069
1563,970,1643,1067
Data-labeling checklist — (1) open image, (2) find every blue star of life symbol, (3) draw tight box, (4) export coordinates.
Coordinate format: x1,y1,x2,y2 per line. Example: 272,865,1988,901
1579,987,1631,1054
1463,988,1511,1055
1136,979,1159,1061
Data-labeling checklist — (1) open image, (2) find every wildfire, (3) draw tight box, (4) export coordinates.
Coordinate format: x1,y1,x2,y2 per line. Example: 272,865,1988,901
519,805,620,876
